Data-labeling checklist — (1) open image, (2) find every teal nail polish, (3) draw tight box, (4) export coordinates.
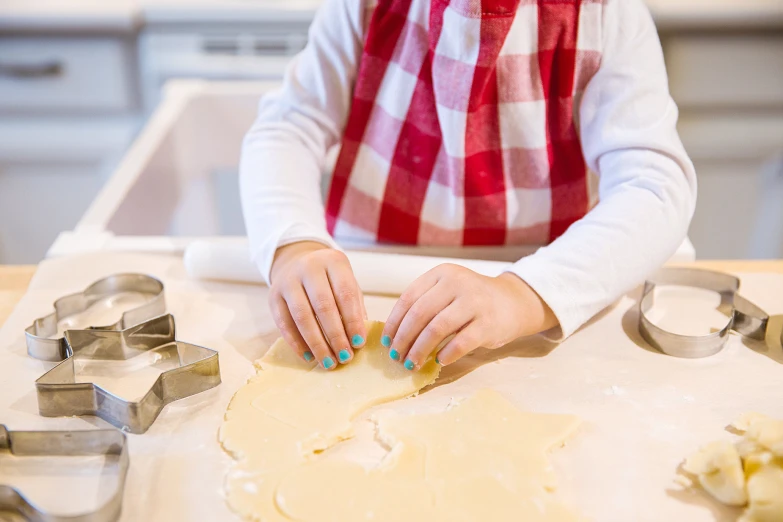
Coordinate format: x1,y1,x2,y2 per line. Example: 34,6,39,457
322,357,335,369
351,334,364,347
338,349,351,363
435,356,441,365
404,359,415,371
381,335,392,347
303,351,314,362
389,349,400,361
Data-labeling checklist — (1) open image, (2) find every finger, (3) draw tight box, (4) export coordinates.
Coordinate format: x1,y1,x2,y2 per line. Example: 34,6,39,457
326,263,367,351
404,300,474,370
271,296,315,363
390,282,454,367
382,270,441,351
283,286,337,370
434,321,484,366
302,272,354,365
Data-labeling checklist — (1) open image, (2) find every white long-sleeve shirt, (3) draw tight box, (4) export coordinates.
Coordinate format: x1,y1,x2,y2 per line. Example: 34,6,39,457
240,0,697,339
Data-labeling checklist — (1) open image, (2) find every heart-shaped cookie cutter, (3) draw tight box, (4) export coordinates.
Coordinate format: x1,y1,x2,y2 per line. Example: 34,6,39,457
0,424,129,522
639,267,772,358
35,314,221,434
25,273,166,362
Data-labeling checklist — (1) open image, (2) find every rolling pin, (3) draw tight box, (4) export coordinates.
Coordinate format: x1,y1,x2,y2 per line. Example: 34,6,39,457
183,239,511,296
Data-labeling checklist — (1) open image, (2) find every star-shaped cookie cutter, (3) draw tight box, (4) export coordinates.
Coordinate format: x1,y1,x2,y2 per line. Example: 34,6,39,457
639,267,774,358
25,273,166,362
35,314,221,434
0,424,129,522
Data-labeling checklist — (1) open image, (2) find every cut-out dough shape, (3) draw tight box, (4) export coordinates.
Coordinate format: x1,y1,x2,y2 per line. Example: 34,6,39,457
276,389,581,522
682,412,783,522
221,321,582,521
219,321,441,521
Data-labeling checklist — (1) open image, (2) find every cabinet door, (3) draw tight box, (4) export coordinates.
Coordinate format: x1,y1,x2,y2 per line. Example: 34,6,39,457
664,34,783,108
0,37,135,113
0,162,106,263
678,113,783,259
0,117,138,263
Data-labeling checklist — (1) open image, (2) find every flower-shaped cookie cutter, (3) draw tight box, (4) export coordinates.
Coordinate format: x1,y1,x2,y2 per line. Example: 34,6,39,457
639,267,772,358
0,424,129,522
25,273,166,362
35,314,221,434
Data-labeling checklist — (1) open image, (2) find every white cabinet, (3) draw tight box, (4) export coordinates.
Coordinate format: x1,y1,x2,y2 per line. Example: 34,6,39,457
666,35,783,108
661,32,783,259
0,35,140,263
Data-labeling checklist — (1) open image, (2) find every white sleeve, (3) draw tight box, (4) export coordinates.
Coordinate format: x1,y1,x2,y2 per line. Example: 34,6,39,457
239,0,364,284
507,0,697,339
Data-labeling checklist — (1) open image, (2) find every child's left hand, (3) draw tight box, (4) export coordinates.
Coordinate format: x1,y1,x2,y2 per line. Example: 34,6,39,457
381,264,557,370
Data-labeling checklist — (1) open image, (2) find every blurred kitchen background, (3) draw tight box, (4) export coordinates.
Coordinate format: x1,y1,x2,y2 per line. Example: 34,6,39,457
0,0,782,264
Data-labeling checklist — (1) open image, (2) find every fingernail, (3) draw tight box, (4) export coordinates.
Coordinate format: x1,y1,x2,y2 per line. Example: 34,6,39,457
404,359,415,371
303,351,314,362
322,357,335,369
338,349,351,363
435,356,441,365
389,349,400,361
351,335,364,347
381,335,391,347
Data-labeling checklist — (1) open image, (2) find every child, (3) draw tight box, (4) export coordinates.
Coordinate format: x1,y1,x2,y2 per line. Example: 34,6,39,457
240,0,696,371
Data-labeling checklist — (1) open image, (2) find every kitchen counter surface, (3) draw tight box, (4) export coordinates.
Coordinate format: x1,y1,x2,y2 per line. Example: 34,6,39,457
138,0,322,25
2,0,782,32
0,0,318,32
1,252,782,521
0,0,141,33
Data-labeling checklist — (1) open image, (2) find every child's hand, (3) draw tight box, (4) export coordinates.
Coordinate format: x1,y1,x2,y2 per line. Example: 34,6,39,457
381,264,557,370
269,241,367,369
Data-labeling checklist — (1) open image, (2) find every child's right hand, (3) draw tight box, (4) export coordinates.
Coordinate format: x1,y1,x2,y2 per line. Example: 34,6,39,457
268,241,367,369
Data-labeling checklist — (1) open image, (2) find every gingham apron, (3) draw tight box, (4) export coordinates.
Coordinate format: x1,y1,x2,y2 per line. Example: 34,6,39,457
326,0,603,246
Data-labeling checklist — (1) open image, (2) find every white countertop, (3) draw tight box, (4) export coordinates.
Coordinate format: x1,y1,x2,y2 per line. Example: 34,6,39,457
138,0,322,25
0,0,141,33
0,0,320,33
2,0,782,33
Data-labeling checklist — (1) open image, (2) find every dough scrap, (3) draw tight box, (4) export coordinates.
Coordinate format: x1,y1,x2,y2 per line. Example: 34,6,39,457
683,440,747,505
275,389,581,522
219,321,440,520
221,322,582,521
682,413,783,522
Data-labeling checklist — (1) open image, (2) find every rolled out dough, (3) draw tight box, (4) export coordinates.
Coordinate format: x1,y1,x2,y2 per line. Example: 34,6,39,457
219,321,440,520
220,322,581,521
276,389,581,522
683,413,783,522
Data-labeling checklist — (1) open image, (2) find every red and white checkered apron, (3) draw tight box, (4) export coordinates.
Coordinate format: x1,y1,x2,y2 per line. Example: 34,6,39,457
325,0,603,246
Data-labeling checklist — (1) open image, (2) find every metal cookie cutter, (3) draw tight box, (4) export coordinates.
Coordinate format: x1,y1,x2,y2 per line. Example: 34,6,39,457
25,273,166,362
639,267,770,358
0,425,129,522
35,314,221,434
